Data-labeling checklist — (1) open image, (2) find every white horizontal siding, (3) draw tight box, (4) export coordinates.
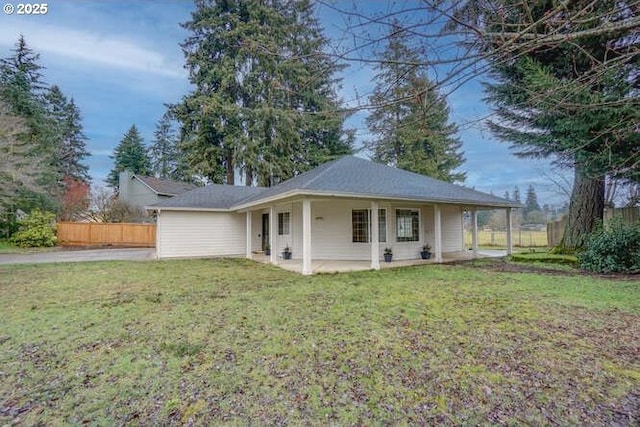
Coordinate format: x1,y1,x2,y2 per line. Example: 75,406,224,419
157,200,464,261
310,200,372,260
304,200,462,261
157,211,245,258
441,205,463,252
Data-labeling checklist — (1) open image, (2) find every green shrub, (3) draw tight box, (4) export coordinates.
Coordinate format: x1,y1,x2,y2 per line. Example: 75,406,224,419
578,219,640,274
9,209,58,248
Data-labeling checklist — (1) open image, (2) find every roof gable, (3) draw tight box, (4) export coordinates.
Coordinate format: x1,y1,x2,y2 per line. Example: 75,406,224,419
134,175,198,196
151,183,266,210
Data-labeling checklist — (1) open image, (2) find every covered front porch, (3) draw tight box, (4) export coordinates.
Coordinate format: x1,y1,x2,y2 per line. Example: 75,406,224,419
243,196,514,275
251,249,507,274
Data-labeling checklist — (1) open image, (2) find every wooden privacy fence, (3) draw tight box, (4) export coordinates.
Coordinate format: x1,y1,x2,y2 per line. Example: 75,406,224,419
547,207,640,248
604,206,640,224
57,222,156,247
547,218,567,249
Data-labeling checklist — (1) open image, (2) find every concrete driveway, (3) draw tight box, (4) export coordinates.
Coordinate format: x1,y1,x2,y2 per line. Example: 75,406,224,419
0,248,156,265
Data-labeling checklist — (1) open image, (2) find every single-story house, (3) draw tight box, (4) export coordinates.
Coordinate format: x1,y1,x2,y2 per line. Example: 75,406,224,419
149,156,521,274
119,170,198,211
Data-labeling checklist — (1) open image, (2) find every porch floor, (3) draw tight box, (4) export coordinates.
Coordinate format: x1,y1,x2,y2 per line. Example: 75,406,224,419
251,250,506,274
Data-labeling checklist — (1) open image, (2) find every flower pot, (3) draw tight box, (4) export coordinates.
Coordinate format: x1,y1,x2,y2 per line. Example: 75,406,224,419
420,251,431,260
384,253,393,263
265,249,271,256
282,251,292,260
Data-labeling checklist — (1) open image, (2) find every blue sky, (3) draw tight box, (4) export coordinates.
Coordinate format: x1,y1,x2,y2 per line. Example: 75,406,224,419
0,1,568,205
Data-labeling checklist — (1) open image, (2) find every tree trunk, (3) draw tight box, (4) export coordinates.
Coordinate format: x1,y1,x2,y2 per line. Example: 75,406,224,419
225,150,234,185
245,166,253,187
559,165,605,251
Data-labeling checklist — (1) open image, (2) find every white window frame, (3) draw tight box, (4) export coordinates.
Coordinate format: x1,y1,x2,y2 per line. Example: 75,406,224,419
396,208,420,242
352,208,387,243
278,211,290,236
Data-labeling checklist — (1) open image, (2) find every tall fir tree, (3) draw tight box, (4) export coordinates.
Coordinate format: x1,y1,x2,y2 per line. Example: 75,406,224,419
524,185,541,215
150,109,196,183
150,111,179,180
512,186,521,204
44,85,90,184
0,36,60,211
448,1,639,249
107,125,151,188
176,0,352,186
366,24,465,183
0,101,45,211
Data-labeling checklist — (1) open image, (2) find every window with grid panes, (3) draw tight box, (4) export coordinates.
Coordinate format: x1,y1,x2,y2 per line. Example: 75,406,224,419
278,212,290,235
396,209,419,242
352,209,386,243
352,209,368,242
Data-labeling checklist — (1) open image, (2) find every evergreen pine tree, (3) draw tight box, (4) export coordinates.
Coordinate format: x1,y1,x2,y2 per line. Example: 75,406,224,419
44,85,90,184
451,0,639,249
150,111,179,180
176,0,352,186
366,24,465,183
107,125,151,188
0,101,45,211
524,185,541,215
512,186,521,203
0,36,60,209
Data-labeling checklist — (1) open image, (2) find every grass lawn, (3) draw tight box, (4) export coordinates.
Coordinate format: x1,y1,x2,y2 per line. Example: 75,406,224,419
0,240,16,253
1,259,638,425
0,240,60,254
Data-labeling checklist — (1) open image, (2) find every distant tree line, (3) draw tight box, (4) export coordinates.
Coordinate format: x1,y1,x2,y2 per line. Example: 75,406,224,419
477,184,563,230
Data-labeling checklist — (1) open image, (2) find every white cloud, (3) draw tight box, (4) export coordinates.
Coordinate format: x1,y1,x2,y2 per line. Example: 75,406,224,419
0,22,185,79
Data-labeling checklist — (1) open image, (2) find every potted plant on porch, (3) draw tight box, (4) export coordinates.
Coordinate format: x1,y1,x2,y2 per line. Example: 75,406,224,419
265,244,271,256
282,245,292,260
384,247,393,263
420,244,432,260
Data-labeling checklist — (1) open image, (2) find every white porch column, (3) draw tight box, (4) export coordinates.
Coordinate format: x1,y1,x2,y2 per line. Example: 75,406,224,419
506,207,513,255
370,201,380,270
246,211,252,259
434,205,442,262
270,206,278,265
302,198,312,275
471,208,478,257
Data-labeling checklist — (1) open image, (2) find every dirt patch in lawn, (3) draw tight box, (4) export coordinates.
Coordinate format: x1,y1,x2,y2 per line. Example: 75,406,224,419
460,257,639,281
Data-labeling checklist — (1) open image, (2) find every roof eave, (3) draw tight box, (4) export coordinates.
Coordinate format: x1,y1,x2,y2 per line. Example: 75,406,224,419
146,205,233,212
231,189,521,210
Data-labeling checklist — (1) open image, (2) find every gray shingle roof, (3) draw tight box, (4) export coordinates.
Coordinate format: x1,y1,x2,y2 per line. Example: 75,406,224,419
135,175,198,196
151,156,520,210
237,156,519,208
151,184,266,209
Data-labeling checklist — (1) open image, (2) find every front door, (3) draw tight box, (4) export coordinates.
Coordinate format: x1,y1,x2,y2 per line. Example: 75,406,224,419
262,213,269,251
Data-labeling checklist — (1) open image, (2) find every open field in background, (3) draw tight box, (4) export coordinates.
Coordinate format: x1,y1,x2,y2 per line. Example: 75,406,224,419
1,258,638,425
465,230,548,248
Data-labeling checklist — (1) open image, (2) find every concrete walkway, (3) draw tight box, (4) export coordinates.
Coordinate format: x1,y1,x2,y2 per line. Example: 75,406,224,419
0,248,156,265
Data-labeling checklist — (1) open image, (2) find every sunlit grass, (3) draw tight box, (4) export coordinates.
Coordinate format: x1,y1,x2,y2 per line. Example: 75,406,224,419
1,258,638,424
